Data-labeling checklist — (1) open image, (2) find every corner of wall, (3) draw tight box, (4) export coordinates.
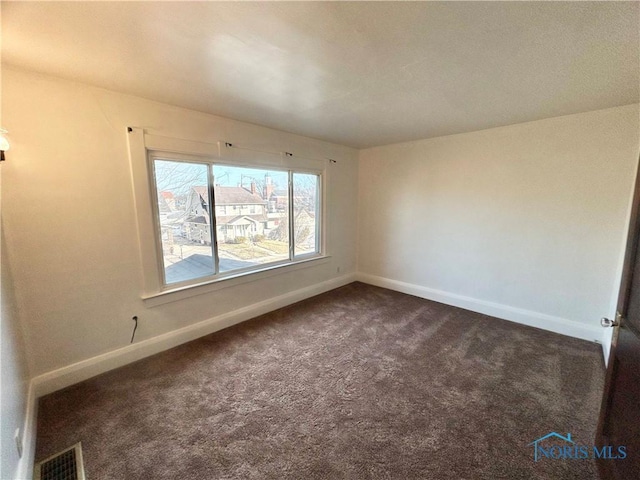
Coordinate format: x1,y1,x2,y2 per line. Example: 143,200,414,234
30,272,357,398
356,272,603,344
15,383,37,480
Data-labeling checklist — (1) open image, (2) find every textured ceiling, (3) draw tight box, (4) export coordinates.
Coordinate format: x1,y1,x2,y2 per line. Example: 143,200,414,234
2,1,639,148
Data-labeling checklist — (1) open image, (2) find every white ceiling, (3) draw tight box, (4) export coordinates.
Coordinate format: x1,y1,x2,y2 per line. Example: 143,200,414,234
2,1,639,148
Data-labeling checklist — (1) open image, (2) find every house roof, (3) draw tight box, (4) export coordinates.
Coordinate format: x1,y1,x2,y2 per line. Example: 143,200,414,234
216,214,268,225
193,186,265,205
191,187,209,202
186,215,208,224
157,192,173,213
294,209,314,221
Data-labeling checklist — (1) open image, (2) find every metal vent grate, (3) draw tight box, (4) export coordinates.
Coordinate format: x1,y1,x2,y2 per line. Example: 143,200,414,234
34,443,85,480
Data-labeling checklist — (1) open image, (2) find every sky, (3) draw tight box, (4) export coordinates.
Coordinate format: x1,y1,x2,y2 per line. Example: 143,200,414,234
154,160,288,195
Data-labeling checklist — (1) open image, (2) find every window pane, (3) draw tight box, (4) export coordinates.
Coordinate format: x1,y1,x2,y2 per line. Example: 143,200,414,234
293,173,319,256
153,160,214,284
213,165,289,273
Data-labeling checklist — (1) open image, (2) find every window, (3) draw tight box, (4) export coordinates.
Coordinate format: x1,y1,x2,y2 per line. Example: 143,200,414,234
150,157,322,288
293,173,320,257
127,130,329,300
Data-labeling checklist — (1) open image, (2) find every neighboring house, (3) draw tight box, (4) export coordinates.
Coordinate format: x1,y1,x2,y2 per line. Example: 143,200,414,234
268,207,316,246
268,190,316,213
269,189,289,211
184,185,270,243
158,191,176,212
293,208,316,247
157,191,183,247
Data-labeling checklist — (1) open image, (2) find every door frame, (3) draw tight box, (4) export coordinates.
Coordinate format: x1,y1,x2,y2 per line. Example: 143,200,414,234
596,152,640,478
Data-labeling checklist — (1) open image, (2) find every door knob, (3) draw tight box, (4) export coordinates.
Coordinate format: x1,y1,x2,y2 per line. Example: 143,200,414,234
601,317,620,328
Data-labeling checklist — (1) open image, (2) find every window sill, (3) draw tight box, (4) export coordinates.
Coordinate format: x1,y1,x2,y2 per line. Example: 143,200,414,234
142,255,331,307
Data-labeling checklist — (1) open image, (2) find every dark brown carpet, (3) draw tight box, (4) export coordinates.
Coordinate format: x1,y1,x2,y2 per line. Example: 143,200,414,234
35,282,604,479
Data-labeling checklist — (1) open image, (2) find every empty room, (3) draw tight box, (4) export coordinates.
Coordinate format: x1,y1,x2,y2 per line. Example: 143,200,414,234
1,2,639,479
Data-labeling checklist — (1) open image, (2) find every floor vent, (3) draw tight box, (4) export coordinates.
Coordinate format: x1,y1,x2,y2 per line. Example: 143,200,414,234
34,443,86,480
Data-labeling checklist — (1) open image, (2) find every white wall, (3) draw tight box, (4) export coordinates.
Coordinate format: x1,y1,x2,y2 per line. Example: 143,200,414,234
358,105,639,342
1,67,359,381
2,63,638,478
1,166,31,479
0,30,32,476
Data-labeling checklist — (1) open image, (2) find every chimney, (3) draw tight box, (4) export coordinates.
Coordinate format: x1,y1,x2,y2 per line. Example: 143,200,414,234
250,181,256,195
264,174,274,200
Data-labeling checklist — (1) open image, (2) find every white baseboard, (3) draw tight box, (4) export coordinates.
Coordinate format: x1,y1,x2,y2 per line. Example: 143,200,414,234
15,273,354,479
17,271,605,480
32,273,356,399
15,382,37,480
356,272,603,345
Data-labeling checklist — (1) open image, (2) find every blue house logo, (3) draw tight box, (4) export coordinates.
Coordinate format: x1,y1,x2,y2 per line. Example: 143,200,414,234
528,432,627,462
528,432,574,462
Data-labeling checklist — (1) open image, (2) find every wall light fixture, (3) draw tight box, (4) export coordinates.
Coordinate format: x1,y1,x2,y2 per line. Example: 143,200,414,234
0,128,9,162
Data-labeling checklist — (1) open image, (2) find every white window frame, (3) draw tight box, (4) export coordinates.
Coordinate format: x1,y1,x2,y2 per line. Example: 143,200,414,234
127,129,329,305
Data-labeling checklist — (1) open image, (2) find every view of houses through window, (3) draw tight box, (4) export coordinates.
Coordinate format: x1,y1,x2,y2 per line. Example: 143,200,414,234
153,159,319,286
